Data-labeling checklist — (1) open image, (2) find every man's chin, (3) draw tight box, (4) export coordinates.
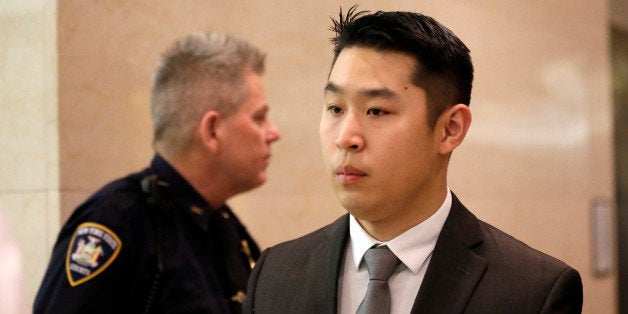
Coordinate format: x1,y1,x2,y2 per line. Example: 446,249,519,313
339,199,375,218
240,173,266,193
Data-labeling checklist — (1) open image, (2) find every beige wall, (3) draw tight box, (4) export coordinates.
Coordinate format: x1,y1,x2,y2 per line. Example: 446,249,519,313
1,0,615,312
0,0,58,313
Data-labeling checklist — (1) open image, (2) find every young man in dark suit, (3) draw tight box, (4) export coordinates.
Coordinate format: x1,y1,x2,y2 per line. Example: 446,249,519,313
244,7,582,314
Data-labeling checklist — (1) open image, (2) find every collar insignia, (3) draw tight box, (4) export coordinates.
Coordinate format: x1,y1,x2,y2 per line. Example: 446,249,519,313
65,222,122,286
190,205,204,215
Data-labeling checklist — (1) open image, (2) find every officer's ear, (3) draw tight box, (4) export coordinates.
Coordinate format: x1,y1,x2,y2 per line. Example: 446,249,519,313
199,110,221,153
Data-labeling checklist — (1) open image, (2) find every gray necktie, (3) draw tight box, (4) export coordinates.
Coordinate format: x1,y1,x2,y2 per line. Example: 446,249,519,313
356,245,400,314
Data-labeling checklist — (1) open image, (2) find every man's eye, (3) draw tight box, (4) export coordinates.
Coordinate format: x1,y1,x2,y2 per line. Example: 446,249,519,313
327,105,343,114
366,108,387,116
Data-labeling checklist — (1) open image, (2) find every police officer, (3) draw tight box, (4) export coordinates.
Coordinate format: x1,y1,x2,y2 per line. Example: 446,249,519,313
34,32,281,313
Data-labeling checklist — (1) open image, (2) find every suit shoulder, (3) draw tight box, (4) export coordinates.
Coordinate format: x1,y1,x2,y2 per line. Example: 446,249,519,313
273,216,345,250
476,219,575,273
463,220,583,312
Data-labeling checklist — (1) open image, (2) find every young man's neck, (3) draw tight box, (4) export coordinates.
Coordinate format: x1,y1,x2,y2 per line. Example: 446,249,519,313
356,187,449,242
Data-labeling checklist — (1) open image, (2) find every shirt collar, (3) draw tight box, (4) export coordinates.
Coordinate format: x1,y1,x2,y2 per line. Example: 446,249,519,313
349,189,452,273
150,154,214,230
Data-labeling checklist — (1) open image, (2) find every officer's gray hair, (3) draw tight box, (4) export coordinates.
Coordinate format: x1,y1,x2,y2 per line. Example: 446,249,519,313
150,32,265,155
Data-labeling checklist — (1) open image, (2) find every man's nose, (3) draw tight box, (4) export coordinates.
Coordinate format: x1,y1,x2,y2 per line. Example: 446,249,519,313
334,113,364,151
266,121,281,143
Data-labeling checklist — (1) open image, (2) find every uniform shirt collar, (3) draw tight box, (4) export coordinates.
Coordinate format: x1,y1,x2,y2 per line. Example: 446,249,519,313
349,189,452,273
150,154,214,230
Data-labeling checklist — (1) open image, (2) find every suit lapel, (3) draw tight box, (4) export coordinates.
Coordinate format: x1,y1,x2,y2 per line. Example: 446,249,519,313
411,194,487,313
302,215,349,314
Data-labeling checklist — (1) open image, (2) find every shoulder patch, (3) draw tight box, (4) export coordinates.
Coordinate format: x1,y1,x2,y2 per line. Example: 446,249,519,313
65,222,122,286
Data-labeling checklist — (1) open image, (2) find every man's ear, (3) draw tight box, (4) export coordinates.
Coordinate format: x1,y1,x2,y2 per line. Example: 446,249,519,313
438,104,472,155
199,110,221,153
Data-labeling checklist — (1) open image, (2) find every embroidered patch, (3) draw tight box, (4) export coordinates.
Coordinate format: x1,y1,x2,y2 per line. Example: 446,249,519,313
65,222,122,287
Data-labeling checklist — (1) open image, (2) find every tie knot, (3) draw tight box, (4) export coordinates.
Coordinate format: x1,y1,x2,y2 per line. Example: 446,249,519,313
362,245,400,281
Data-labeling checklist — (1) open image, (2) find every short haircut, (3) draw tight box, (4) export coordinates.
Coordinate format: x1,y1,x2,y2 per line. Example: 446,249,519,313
151,32,265,155
330,6,473,128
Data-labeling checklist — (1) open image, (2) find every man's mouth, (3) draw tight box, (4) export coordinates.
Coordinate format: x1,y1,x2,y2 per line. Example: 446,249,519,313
335,165,367,184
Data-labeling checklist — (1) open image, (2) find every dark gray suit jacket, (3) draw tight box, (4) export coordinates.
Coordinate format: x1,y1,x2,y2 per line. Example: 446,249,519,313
244,194,583,313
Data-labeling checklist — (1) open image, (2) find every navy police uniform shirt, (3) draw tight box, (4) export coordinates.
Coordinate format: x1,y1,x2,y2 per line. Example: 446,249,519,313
34,155,260,313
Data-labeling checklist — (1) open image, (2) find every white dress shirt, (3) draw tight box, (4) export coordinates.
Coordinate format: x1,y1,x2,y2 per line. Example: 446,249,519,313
337,189,452,314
